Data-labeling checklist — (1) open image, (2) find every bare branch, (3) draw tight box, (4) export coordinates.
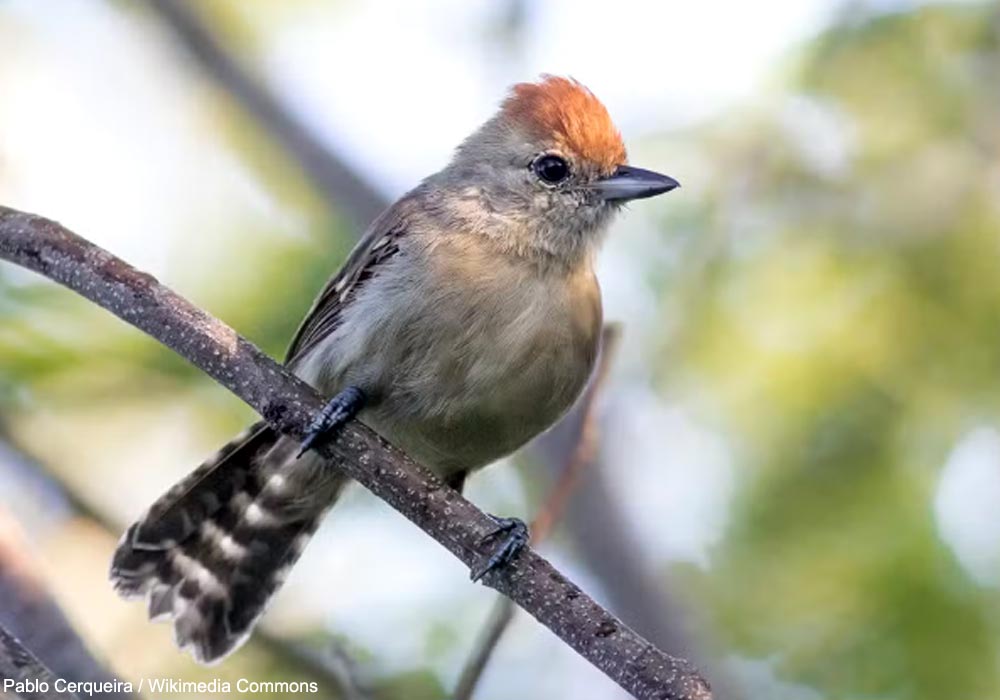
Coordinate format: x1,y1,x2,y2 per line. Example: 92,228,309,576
453,598,516,700
0,474,133,699
0,431,371,699
125,5,720,692
145,0,389,229
0,206,712,699
261,639,372,700
528,326,620,543
559,451,720,658
0,625,77,700
454,326,621,699
532,412,743,697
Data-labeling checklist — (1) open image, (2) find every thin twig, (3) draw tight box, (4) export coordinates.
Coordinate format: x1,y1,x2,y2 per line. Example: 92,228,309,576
452,599,516,700
453,326,621,700
0,207,712,700
254,635,373,700
145,0,389,229
528,329,617,542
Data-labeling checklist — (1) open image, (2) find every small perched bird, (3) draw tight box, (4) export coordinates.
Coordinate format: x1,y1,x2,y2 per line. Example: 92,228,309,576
110,76,678,663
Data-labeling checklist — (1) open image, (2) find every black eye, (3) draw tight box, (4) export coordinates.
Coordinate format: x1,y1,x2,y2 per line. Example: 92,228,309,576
532,154,570,184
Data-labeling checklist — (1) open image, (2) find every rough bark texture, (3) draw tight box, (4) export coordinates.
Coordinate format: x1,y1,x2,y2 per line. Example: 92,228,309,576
454,326,621,700
0,511,133,700
0,433,369,699
140,5,723,691
0,206,712,700
0,626,78,700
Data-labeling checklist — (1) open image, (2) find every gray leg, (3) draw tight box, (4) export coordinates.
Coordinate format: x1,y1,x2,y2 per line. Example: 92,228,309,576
470,515,529,582
297,386,366,458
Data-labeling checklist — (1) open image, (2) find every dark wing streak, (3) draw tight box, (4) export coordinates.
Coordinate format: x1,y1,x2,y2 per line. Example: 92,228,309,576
284,208,410,365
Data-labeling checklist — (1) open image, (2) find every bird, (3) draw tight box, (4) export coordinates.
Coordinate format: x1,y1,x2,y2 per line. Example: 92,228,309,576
109,75,679,664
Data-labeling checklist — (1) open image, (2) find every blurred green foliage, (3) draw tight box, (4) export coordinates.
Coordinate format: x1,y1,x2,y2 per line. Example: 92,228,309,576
663,5,1000,699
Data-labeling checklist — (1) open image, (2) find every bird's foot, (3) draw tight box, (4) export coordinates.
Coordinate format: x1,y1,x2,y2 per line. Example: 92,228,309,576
297,386,366,458
470,515,529,582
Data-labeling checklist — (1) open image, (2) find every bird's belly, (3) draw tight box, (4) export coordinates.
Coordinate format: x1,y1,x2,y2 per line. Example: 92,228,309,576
364,340,591,477
298,248,601,479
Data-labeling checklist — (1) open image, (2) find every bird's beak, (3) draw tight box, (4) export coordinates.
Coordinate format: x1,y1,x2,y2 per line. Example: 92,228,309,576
594,165,680,202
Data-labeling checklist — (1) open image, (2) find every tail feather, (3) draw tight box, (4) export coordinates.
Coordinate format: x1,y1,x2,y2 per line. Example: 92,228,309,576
110,423,341,664
131,423,273,549
110,422,271,597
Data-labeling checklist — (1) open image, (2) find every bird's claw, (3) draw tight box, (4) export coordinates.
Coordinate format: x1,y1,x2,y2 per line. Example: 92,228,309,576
470,515,529,582
297,386,366,458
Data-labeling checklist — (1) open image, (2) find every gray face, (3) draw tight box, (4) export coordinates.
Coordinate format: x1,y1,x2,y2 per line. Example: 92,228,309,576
431,119,623,266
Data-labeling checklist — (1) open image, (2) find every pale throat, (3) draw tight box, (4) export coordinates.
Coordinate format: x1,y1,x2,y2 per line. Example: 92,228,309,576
440,185,611,271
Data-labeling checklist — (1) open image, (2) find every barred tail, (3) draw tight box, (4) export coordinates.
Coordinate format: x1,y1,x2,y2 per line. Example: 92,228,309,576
110,422,343,664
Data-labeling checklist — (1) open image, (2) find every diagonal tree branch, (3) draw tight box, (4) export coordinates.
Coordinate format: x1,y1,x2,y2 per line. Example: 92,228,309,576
0,509,134,700
453,325,620,699
139,8,718,685
0,207,712,700
13,1,716,692
0,625,78,700
0,427,369,698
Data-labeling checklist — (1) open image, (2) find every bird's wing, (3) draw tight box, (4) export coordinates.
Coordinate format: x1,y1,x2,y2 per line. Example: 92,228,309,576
284,208,408,365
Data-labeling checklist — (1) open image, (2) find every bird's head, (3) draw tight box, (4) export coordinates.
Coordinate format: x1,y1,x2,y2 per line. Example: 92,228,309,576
435,75,679,265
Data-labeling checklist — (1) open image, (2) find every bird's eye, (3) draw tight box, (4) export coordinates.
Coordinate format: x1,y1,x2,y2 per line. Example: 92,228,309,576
532,154,570,185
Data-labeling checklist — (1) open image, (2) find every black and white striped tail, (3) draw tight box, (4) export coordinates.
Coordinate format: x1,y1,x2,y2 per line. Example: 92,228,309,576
110,422,334,664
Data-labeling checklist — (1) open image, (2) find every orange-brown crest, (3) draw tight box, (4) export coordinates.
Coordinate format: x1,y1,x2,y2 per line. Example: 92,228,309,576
501,76,626,173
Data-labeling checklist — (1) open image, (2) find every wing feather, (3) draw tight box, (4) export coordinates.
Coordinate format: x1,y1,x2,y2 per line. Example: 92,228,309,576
284,206,410,364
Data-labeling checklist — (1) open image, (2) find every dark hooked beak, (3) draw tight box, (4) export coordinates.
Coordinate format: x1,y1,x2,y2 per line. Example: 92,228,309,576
594,165,680,202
